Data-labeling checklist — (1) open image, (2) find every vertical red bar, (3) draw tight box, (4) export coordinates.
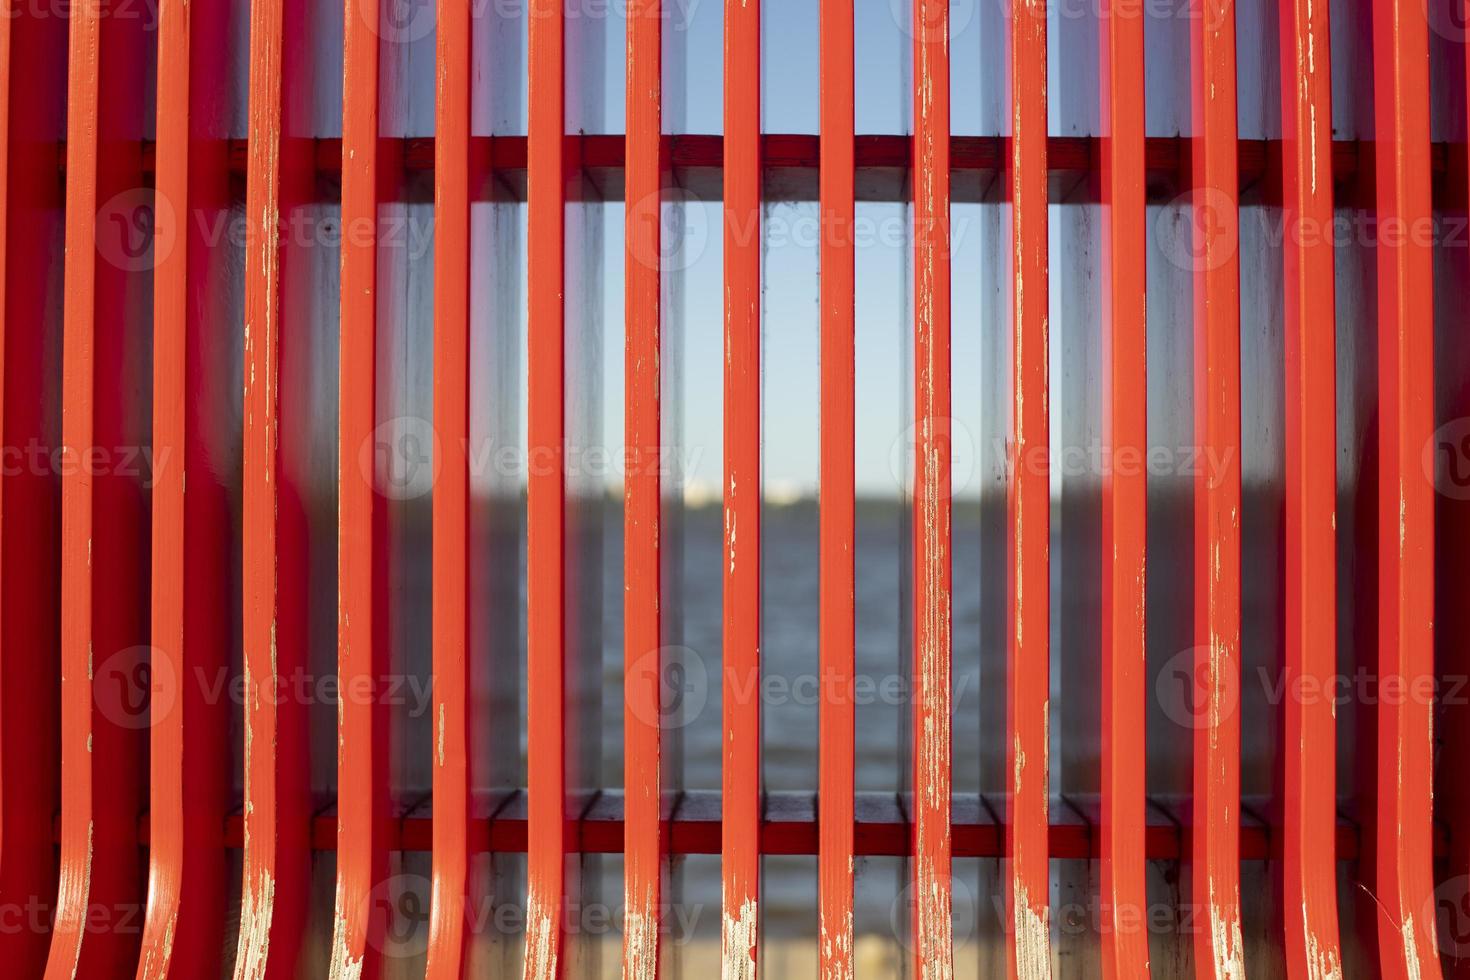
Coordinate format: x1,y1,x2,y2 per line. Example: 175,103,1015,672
49,0,149,972
1189,0,1244,973
1278,0,1343,973
49,5,104,976
1098,0,1148,973
1006,0,1049,972
722,0,761,977
426,0,472,972
911,1,952,976
1370,0,1438,971
525,0,568,976
0,0,63,970
334,0,388,974
818,0,855,977
138,0,231,976
624,1,664,978
236,0,312,972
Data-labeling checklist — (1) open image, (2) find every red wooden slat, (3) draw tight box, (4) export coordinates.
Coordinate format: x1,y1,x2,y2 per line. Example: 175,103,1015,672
1369,0,1439,971
1278,0,1343,972
623,1,664,978
425,0,473,972
0,0,64,971
1189,0,1244,973
48,0,150,974
525,0,568,975
236,0,313,972
818,0,855,977
332,0,388,974
911,1,953,976
1098,0,1149,973
138,0,232,976
722,0,761,976
1007,0,1050,972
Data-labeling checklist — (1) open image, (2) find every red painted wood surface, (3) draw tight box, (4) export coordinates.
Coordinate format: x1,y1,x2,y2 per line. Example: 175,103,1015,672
1098,0,1149,974
1278,0,1343,972
138,0,232,976
911,1,953,976
1189,0,1245,974
722,0,762,976
623,1,665,978
49,0,149,974
1369,0,1439,972
332,0,388,975
0,0,64,973
426,0,473,973
818,0,855,977
236,0,313,973
525,0,569,976
1007,0,1051,972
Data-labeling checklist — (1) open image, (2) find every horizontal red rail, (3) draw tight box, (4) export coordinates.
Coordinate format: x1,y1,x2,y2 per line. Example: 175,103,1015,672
46,135,1455,186
106,793,1444,862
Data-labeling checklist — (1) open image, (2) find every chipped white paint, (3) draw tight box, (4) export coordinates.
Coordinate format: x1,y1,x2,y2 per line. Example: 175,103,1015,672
1013,734,1026,795
328,909,365,980
624,898,659,980
1303,923,1342,980
1013,882,1050,980
234,869,276,980
1399,912,1424,980
524,898,559,980
722,896,757,980
1206,888,1245,980
138,909,178,980
819,906,855,980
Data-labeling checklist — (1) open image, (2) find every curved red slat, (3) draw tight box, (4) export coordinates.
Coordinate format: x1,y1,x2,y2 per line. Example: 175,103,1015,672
235,0,313,973
1278,0,1343,972
1006,0,1050,972
1188,0,1244,974
1098,0,1149,973
425,0,473,973
818,0,855,977
332,0,389,975
911,1,952,976
1369,0,1439,972
525,0,568,975
137,0,233,976
0,0,64,971
47,0,150,975
623,1,665,978
722,0,761,977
